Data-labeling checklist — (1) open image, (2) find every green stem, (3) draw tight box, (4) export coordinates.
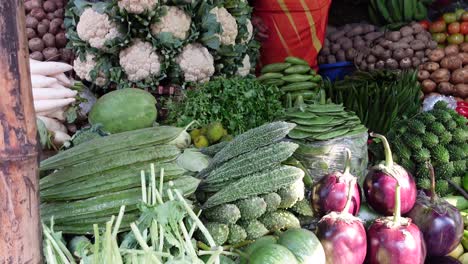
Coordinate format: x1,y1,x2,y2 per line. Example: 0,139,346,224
343,148,352,175
393,182,401,225
342,178,356,213
370,132,394,168
319,89,326,104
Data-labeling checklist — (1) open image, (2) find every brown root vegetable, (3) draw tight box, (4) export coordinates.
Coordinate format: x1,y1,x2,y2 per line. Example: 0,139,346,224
341,40,353,50
337,37,351,45
327,55,337,64
409,40,426,51
336,50,346,62
440,55,463,71
399,58,412,69
30,51,44,61
43,47,59,61
53,0,64,9
418,70,430,81
385,58,399,69
375,60,385,69
30,8,46,20
424,62,440,72
437,82,454,95
393,49,406,61
399,26,413,37
366,54,377,63
46,12,55,20
26,16,39,29
378,39,393,48
43,1,57,12
320,47,330,56
428,41,437,50
454,84,468,98
451,68,468,84
444,45,459,56
37,23,49,37
411,22,424,34
329,30,345,41
331,44,341,53
360,61,368,70
345,26,364,37
371,45,385,57
381,50,392,60
27,28,37,39
60,48,73,62
412,57,421,68
29,38,44,52
42,33,55,48
364,32,383,41
25,0,42,12
400,35,415,43
404,48,414,58
318,56,326,65
353,38,366,49
415,33,429,42
385,31,401,42
389,42,410,50
459,53,468,65
345,48,357,61
41,19,50,27
430,68,451,83
49,18,62,35
53,8,64,18
428,48,445,62
422,79,437,93
415,50,425,59
460,43,468,53
368,63,375,71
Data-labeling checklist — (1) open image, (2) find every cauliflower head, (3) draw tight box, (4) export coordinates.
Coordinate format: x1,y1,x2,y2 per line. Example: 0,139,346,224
74,53,107,86
117,0,158,14
151,6,191,40
77,8,121,50
119,39,162,82
210,7,238,46
237,55,251,77
176,43,215,83
241,19,253,44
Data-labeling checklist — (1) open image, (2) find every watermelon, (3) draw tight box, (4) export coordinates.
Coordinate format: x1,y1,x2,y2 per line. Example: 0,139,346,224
249,244,299,264
89,88,157,133
278,228,326,264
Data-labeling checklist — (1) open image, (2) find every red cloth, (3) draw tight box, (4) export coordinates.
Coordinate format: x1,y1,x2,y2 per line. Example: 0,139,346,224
253,0,332,70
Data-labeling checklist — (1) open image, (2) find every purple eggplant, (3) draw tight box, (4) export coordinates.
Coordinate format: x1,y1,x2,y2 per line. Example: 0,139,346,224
407,163,464,256
425,256,462,264
367,168,426,264
317,178,367,264
364,133,416,215
312,149,361,216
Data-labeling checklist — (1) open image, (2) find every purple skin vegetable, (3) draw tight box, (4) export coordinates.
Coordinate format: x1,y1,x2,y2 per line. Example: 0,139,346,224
312,149,361,216
316,177,367,264
407,163,464,256
363,133,417,215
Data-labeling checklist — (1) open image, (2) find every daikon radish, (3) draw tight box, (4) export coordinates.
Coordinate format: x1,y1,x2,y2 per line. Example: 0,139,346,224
31,75,58,88
46,108,66,121
52,73,72,87
37,116,67,133
50,83,68,89
52,130,71,146
33,88,77,100
30,62,73,76
34,98,75,112
29,59,41,64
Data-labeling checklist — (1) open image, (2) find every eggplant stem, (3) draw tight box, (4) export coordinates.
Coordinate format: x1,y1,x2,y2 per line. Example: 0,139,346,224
370,132,393,168
447,180,468,200
393,182,401,225
343,148,352,175
427,162,437,202
342,177,356,213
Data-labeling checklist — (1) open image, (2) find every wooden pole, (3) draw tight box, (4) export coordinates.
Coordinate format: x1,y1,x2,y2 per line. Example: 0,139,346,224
0,0,42,263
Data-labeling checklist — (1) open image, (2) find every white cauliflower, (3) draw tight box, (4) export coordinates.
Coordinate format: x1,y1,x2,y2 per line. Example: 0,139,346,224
176,43,215,83
118,0,158,14
74,53,107,86
151,6,191,40
237,55,251,77
210,7,238,46
76,8,121,50
241,19,253,44
119,40,161,82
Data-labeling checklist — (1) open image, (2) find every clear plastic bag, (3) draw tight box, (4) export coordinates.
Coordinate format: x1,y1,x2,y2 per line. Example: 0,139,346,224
422,94,457,112
293,131,369,183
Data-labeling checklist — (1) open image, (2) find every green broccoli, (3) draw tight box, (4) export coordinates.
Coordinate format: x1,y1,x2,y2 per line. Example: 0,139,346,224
431,145,450,164
203,204,241,225
235,197,267,220
260,193,282,213
259,210,301,232
227,224,247,245
277,179,305,209
422,132,439,148
290,198,314,217
239,219,269,240
200,222,229,246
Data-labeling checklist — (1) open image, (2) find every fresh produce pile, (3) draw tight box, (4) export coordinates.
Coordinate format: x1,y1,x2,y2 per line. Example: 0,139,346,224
65,0,259,88
356,22,437,71
190,122,232,149
426,8,468,46
326,70,422,134
385,101,468,196
257,57,322,103
318,23,382,64
418,43,468,100
368,0,428,26
25,0,73,62
168,77,283,135
39,125,198,233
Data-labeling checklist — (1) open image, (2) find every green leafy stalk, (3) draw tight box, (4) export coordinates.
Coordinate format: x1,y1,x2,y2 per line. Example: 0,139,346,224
343,148,352,175
371,132,394,168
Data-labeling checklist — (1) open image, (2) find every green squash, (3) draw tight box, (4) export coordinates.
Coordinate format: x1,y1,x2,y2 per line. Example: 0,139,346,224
249,244,298,264
278,228,326,264
89,88,157,133
240,235,277,264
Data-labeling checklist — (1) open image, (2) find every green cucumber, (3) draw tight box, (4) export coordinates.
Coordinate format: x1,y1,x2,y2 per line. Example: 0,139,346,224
289,91,319,100
263,79,286,87
284,65,311,74
282,82,317,92
282,74,313,83
287,129,311,139
291,116,334,126
261,63,292,73
285,56,309,66
257,72,284,82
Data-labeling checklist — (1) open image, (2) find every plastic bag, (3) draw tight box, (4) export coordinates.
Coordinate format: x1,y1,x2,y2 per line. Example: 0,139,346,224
292,131,368,183
422,94,457,112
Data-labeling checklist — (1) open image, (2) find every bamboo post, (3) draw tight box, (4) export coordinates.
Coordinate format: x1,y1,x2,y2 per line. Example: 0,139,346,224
0,0,42,263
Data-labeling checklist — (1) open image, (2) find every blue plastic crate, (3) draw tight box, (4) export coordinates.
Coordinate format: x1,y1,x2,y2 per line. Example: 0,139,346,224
318,61,356,82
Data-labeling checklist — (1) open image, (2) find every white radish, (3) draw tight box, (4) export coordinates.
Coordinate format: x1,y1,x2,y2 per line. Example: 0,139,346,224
29,59,41,64
34,98,75,112
30,62,73,76
52,130,71,146
46,108,66,121
50,83,68,89
31,75,58,88
52,73,72,87
33,88,78,100
37,116,67,133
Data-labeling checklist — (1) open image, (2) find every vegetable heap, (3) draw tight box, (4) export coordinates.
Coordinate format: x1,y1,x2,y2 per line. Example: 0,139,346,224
168,77,284,135
190,122,233,149
428,9,468,46
65,0,259,88
368,0,429,26
386,101,468,196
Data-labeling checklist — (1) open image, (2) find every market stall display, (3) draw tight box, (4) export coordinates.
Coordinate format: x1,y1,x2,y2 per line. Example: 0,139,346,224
368,0,429,26
427,9,468,46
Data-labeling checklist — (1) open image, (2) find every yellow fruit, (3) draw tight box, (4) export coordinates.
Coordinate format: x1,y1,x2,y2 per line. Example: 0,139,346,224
207,122,224,143
447,243,464,259
194,135,209,148
190,128,201,140
200,127,208,135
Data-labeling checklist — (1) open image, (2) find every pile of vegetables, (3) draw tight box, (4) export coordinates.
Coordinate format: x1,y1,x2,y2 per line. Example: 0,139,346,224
39,125,198,233
356,22,437,71
418,43,468,100
318,23,382,65
65,0,259,88
196,122,308,245
384,101,468,196
326,70,422,134
427,8,468,46
368,0,428,26
190,122,233,149
25,0,72,62
167,77,284,136
257,56,322,103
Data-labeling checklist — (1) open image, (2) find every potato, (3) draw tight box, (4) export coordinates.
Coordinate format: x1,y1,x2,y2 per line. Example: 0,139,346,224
414,50,424,59
428,41,437,50
345,26,364,38
53,0,64,9
437,82,454,95
355,53,364,64
336,50,346,62
320,47,330,56
399,26,413,37
385,58,399,70
412,57,421,68
415,33,429,42
360,61,368,70
375,60,385,69
29,38,44,52
368,63,375,71
30,8,46,20
26,15,39,29
422,79,437,93
451,68,468,84
364,32,383,41
424,62,440,72
371,45,385,57
389,42,410,50
440,55,463,71
43,47,59,61
329,30,345,41
381,50,392,60
41,19,50,27
378,39,393,49
399,35,414,44
366,54,377,63
444,45,459,56
409,40,425,51
418,70,430,81
27,28,37,39
428,48,445,62
393,49,406,61
399,58,412,69
341,40,353,50
37,23,49,37
54,8,64,19
345,48,357,61
337,37,351,45
385,31,401,42
404,48,414,58
49,18,62,35
459,53,468,66
411,22,424,34
331,43,341,53
42,33,55,47
46,12,55,20
43,1,57,12
327,55,336,64
25,0,42,12
29,51,44,61
461,43,468,53
454,84,468,98
60,48,74,62
430,68,450,83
